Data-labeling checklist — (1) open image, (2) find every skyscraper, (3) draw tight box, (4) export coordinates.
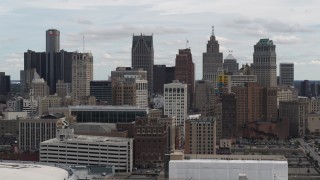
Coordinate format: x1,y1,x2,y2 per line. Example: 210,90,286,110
252,39,277,87
280,63,294,87
72,53,93,105
164,81,188,128
132,34,154,95
203,27,223,81
175,48,195,108
0,72,10,96
46,29,60,94
223,53,239,75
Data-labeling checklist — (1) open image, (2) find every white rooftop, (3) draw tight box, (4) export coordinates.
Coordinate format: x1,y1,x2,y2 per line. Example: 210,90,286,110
0,162,69,180
43,134,132,144
225,53,236,60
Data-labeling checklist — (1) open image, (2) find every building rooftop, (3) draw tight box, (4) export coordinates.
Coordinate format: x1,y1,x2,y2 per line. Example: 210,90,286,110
42,134,132,144
225,54,236,60
0,162,71,180
69,105,149,111
256,38,274,45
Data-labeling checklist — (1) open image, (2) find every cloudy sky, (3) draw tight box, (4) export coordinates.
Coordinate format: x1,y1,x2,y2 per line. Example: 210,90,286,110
0,0,319,80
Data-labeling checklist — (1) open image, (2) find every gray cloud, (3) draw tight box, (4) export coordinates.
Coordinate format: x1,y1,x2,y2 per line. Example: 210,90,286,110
66,25,187,43
225,18,311,35
76,17,93,25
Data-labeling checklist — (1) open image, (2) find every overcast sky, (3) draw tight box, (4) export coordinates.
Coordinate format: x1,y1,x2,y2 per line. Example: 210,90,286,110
0,0,320,80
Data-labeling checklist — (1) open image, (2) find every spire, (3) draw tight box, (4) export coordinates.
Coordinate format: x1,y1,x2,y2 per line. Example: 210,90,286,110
212,25,214,36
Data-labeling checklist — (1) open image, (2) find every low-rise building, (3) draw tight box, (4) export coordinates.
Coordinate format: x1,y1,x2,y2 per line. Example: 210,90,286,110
40,129,133,172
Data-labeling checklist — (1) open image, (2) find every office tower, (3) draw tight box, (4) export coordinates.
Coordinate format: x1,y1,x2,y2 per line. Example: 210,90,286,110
111,67,148,108
311,82,319,97
0,72,10,96
38,95,62,115
175,48,195,108
132,34,154,94
221,93,237,138
134,117,170,167
300,80,310,97
194,80,216,112
279,101,309,137
203,27,223,81
72,53,93,105
280,63,294,87
252,39,277,87
230,74,257,86
24,31,73,95
112,78,136,106
164,81,188,128
153,65,166,94
30,78,49,98
90,80,112,104
165,66,175,83
263,87,278,122
223,53,239,75
46,29,60,94
56,80,71,98
277,85,298,107
19,116,59,151
231,83,263,136
184,116,216,154
111,67,147,80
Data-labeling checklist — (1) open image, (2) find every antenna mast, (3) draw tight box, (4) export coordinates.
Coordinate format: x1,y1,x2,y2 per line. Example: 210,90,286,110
212,25,214,36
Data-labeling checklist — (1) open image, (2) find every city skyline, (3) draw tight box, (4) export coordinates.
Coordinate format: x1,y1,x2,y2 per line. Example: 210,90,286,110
1,0,320,80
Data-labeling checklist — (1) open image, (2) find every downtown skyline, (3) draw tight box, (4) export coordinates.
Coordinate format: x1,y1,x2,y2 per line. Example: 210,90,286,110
0,0,320,80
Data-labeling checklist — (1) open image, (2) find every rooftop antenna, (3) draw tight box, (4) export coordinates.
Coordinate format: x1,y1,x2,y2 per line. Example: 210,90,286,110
212,25,214,36
186,39,189,49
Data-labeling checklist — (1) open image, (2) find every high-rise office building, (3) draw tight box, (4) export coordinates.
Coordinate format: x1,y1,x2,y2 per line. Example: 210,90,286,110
46,29,60,94
164,81,188,128
194,80,216,113
165,66,175,84
252,39,277,87
279,101,309,137
23,31,74,95
112,78,137,106
132,34,154,95
0,72,10,96
221,93,237,139
90,80,112,104
111,67,148,108
280,63,294,87
175,48,195,108
72,53,93,105
300,80,310,97
153,65,166,94
203,27,223,81
223,53,239,75
184,116,216,154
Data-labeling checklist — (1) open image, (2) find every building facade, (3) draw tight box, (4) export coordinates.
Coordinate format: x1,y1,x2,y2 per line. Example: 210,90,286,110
70,106,149,123
252,39,277,88
131,35,154,94
164,82,188,128
0,72,10,96
280,63,294,87
203,27,223,81
223,54,239,75
279,101,309,137
40,129,133,172
184,116,216,154
72,53,93,105
19,117,58,151
175,48,195,108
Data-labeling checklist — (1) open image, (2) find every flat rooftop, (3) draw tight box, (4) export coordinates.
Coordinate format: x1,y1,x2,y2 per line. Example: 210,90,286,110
0,162,70,180
69,105,149,111
42,135,132,144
